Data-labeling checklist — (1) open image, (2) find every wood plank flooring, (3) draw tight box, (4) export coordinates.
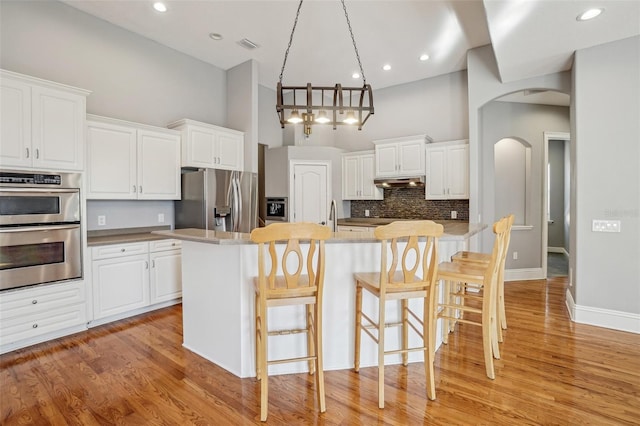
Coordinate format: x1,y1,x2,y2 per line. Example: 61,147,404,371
2,277,639,425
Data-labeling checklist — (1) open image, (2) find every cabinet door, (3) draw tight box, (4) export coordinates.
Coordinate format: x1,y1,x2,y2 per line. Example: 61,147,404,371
137,129,181,200
447,144,469,199
360,153,383,200
183,125,215,168
92,254,149,320
0,78,31,168
342,155,360,199
86,120,137,199
397,140,425,176
216,131,243,171
31,86,85,171
150,250,182,303
425,146,447,199
375,144,399,177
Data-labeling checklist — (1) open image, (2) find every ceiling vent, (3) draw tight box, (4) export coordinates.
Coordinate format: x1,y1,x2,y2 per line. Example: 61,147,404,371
237,38,260,50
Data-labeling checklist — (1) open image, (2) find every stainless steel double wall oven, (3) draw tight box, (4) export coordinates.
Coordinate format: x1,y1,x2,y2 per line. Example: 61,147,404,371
0,171,82,291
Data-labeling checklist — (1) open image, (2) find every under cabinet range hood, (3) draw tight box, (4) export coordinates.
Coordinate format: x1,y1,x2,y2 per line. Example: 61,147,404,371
374,176,425,188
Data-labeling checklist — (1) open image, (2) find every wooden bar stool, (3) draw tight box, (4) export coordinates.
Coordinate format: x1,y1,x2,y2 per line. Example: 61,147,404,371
450,214,514,342
250,222,331,422
436,216,510,379
353,220,444,408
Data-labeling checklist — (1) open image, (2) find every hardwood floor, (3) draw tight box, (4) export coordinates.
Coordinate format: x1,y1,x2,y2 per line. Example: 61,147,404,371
2,277,639,425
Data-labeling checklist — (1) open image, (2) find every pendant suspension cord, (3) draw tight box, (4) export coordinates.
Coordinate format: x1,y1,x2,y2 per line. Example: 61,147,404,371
341,0,366,85
278,0,304,84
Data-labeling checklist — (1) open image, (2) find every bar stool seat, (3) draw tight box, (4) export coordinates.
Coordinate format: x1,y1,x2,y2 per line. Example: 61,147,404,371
251,222,331,422
353,220,443,408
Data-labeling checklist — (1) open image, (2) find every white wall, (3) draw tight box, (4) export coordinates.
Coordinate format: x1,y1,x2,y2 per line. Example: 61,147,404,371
227,60,258,173
86,201,174,231
572,35,640,323
258,84,284,148
0,0,227,127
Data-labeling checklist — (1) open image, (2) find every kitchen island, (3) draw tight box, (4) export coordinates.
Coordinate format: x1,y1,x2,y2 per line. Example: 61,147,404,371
155,221,485,378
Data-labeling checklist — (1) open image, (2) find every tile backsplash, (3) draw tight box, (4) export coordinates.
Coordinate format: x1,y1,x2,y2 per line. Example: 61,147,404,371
350,188,469,220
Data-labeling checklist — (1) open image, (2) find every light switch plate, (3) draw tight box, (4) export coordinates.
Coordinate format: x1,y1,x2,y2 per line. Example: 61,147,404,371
592,219,621,232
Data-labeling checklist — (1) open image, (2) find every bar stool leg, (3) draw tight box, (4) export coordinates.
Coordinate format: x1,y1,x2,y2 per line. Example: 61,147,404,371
306,305,316,375
377,296,386,409
401,299,409,366
354,283,363,372
315,301,326,412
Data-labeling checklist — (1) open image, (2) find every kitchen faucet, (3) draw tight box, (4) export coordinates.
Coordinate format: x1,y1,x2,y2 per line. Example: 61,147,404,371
329,199,337,232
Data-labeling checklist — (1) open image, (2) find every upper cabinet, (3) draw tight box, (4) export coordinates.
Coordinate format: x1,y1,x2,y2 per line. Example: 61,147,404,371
373,135,426,178
168,119,244,171
425,139,469,200
86,115,181,200
342,151,383,200
0,69,90,171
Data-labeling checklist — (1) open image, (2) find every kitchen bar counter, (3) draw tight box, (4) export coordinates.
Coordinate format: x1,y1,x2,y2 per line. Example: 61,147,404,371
153,220,484,244
162,221,486,379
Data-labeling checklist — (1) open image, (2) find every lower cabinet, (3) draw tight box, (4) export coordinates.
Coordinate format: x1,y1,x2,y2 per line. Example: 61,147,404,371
0,280,87,353
90,239,182,323
337,225,375,232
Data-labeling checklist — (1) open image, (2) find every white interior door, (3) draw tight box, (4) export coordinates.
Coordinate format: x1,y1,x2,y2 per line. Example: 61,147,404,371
290,161,330,224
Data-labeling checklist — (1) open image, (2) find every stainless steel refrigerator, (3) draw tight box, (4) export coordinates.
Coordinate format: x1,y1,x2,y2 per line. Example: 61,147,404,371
174,168,258,233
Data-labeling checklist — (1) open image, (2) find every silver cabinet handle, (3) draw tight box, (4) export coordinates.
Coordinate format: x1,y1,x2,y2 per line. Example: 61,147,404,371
26,147,30,158
35,148,39,159
145,261,149,269
151,259,155,268
32,300,38,305
32,324,38,329
133,185,137,193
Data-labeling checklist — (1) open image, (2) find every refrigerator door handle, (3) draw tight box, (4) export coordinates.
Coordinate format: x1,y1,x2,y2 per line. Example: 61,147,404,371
232,173,241,232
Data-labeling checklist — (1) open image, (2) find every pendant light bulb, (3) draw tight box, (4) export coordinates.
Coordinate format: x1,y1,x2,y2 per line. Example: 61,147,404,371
287,109,303,124
315,110,330,124
343,110,358,125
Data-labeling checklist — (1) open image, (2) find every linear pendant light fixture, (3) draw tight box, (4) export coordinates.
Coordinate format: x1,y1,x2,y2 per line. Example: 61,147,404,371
276,0,374,136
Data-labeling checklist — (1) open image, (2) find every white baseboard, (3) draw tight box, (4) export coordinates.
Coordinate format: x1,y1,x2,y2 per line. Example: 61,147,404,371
548,247,569,256
565,288,576,321
572,302,640,334
505,267,545,281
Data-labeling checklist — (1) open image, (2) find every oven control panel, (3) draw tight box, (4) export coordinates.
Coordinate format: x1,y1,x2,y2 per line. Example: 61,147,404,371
0,172,61,185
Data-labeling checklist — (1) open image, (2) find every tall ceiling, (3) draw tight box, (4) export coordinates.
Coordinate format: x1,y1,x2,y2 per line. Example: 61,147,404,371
62,0,640,90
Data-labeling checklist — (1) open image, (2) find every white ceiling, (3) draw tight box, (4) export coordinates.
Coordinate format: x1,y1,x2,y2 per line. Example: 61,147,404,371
61,0,639,93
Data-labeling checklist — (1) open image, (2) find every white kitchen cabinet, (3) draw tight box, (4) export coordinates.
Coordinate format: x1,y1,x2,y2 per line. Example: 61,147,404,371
342,151,383,200
373,135,425,178
90,239,182,324
425,140,469,200
86,115,181,200
149,239,182,304
91,242,150,320
0,280,87,354
168,119,244,171
0,69,89,171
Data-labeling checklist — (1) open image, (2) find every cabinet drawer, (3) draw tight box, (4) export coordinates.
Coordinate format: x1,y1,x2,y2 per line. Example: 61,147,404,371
0,280,85,321
0,303,86,345
149,239,182,252
337,225,375,232
92,242,148,260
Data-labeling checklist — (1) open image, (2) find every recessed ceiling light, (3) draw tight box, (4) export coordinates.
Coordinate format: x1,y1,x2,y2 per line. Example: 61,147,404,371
209,33,223,41
352,72,360,79
382,64,391,71
153,2,167,12
419,54,430,61
577,8,603,21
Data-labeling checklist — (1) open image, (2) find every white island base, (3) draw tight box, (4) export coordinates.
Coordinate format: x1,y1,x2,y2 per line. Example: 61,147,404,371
167,225,484,378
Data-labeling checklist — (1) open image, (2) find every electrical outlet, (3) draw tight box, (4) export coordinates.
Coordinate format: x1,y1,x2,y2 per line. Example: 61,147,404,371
451,210,457,219
158,213,165,223
364,209,370,217
98,215,106,226
513,251,518,260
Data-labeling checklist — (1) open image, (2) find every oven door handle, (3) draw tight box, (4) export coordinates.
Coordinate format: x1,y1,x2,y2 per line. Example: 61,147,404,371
0,223,80,233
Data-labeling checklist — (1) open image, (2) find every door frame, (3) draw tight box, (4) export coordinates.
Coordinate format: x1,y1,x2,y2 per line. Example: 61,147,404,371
289,160,332,224
542,131,570,278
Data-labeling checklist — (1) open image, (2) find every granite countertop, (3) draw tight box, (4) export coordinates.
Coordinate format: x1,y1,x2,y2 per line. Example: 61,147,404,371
87,226,174,247
154,220,486,246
